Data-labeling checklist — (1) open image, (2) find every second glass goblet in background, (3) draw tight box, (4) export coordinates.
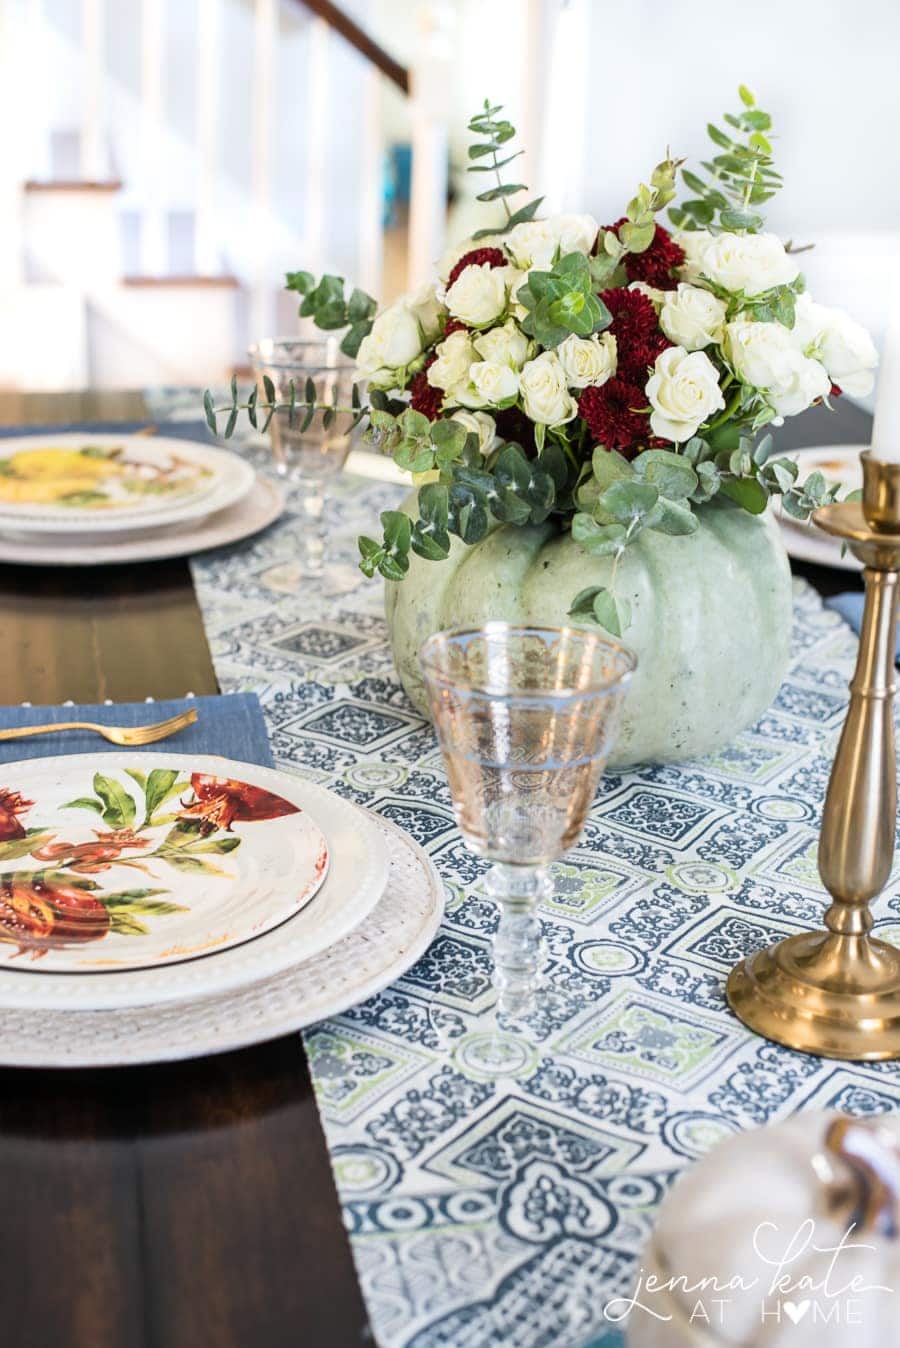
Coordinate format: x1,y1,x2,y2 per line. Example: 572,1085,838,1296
420,624,635,1059
249,337,359,591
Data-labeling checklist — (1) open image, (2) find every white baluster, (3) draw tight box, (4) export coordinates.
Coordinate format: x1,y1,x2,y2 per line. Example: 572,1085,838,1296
140,0,166,275
356,62,383,299
81,0,105,181
195,0,220,275
305,16,329,276
250,0,277,338
25,0,51,181
408,1,454,288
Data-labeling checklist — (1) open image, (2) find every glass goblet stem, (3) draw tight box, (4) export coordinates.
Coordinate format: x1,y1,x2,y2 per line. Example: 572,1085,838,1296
484,862,550,1023
298,477,326,576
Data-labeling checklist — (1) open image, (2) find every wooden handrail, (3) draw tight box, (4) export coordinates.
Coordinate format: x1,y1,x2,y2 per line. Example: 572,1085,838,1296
294,0,409,94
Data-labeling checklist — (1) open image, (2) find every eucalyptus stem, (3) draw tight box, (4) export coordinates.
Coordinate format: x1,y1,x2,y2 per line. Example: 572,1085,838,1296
704,388,743,434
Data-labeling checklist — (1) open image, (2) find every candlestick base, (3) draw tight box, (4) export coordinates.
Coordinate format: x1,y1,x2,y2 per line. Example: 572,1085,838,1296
726,931,900,1061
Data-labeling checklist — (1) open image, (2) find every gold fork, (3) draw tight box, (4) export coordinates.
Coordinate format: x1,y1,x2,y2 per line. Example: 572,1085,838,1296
0,707,198,746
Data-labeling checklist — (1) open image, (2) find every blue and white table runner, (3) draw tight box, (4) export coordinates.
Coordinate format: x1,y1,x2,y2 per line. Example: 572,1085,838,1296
189,455,900,1348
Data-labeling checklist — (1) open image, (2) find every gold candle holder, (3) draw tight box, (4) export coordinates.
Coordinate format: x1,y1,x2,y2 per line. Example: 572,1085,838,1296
727,451,900,1060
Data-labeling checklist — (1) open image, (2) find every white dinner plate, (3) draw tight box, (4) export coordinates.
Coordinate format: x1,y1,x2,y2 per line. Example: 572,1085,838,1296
0,754,388,1008
0,753,330,972
776,443,864,573
0,434,255,534
0,815,443,1067
0,473,283,565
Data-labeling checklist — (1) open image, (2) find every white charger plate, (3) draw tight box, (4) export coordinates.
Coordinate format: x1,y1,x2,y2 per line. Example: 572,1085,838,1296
0,473,283,565
0,753,330,972
0,434,255,534
776,444,864,573
0,815,443,1067
0,754,388,1009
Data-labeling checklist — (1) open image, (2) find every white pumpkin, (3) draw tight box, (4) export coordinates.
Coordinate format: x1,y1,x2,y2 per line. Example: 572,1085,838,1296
625,1112,900,1347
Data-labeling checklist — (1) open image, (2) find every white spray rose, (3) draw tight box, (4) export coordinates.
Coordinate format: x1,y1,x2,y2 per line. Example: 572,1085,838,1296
506,214,598,270
726,319,830,416
355,301,424,385
701,231,799,297
557,332,617,389
456,360,519,410
450,410,499,456
404,283,446,344
519,352,578,426
473,318,532,369
660,283,728,351
427,330,477,392
791,294,878,396
646,346,725,442
673,229,713,284
628,281,666,308
504,266,531,320
445,263,508,328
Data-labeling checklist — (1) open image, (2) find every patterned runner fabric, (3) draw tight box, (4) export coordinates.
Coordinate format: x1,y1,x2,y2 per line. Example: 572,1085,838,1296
191,462,900,1348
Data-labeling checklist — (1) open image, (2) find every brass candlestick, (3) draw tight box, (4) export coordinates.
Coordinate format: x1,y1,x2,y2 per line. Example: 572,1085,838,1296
727,451,900,1060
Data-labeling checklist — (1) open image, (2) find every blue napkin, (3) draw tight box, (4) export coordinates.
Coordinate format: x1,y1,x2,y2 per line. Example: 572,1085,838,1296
824,592,900,662
0,419,216,445
0,693,273,768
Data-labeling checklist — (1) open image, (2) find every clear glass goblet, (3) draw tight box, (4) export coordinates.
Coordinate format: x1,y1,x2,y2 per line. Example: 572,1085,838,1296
249,337,359,589
420,624,636,1039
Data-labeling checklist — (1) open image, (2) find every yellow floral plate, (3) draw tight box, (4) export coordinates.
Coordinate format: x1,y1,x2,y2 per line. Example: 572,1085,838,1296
0,434,254,533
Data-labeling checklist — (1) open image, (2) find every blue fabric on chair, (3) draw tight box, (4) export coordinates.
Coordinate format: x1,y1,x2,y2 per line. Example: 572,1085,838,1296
0,693,273,768
0,420,216,444
824,591,900,661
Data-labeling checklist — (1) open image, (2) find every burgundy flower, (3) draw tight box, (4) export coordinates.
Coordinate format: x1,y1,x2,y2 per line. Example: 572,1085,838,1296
446,247,507,289
579,379,655,456
601,287,672,380
179,774,300,834
0,789,32,842
830,383,843,399
443,318,469,337
409,354,443,421
607,219,685,289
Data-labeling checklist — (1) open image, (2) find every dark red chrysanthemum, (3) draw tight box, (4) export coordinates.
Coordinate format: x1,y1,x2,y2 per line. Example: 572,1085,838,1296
830,382,843,399
409,355,443,421
607,219,685,290
447,247,507,288
601,286,671,379
579,379,654,456
443,317,469,337
494,405,536,455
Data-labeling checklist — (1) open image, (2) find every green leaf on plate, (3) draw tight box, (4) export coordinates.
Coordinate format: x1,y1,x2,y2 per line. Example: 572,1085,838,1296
92,774,136,829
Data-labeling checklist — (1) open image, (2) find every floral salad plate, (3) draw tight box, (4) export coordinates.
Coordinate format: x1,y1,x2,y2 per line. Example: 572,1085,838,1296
0,753,330,973
0,434,254,533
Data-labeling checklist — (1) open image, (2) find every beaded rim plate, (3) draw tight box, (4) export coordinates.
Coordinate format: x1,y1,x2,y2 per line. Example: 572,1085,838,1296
0,754,388,1008
0,435,255,533
0,816,443,1066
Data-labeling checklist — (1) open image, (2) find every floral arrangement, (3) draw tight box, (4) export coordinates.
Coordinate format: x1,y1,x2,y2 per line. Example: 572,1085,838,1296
209,87,877,634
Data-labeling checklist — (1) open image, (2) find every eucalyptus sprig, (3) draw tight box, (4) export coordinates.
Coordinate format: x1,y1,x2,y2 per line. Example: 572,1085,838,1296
591,153,684,289
202,374,368,438
285,272,377,358
669,85,782,234
467,100,544,240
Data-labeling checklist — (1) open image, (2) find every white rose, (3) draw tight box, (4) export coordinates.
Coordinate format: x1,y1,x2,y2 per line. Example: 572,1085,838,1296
404,283,445,344
355,301,424,384
504,266,531,320
506,213,598,270
456,360,519,409
450,410,499,456
673,230,713,284
445,263,508,328
557,332,617,389
726,318,830,416
628,281,666,308
660,283,728,351
646,346,725,442
473,318,532,369
427,330,477,392
519,351,578,426
701,231,799,296
791,294,878,396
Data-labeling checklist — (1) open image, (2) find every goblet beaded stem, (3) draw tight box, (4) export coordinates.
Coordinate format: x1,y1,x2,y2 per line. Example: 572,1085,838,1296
420,625,636,1046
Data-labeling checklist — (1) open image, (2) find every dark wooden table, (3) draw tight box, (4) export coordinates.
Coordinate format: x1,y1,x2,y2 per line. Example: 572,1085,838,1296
0,389,871,1348
0,391,370,1348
